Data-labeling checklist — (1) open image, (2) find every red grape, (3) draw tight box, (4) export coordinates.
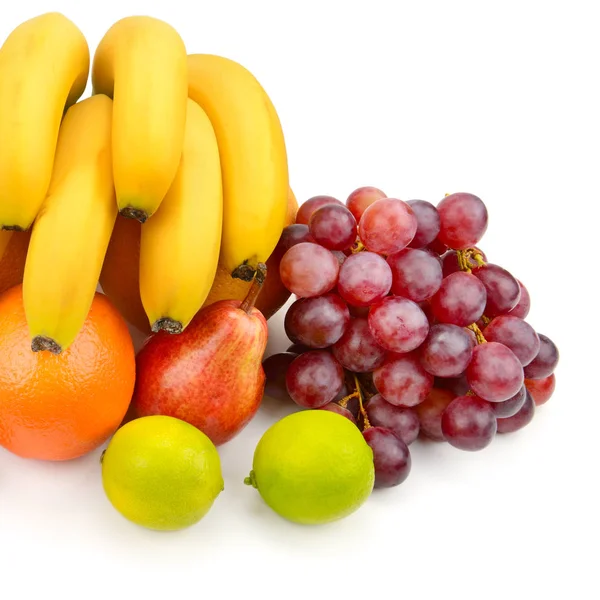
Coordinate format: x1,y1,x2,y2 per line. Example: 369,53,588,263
366,394,420,445
523,334,559,379
308,204,357,251
284,294,350,348
508,279,531,319
278,224,315,252
419,300,436,325
472,264,520,317
286,343,310,354
372,353,434,407
441,248,487,277
280,242,340,298
263,352,298,402
437,192,488,249
489,385,526,418
435,374,470,397
346,186,387,222
332,317,387,372
430,271,487,326
419,323,474,377
525,374,556,406
296,195,343,225
497,390,535,433
415,388,456,441
358,198,418,255
407,200,441,248
319,402,357,423
427,237,448,256
337,251,392,307
348,304,370,318
387,248,443,302
441,395,497,451
483,315,540,366
466,342,524,402
368,297,429,353
363,427,411,488
285,351,344,408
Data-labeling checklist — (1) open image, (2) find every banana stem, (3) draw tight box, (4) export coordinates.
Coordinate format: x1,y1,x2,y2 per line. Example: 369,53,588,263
240,263,267,314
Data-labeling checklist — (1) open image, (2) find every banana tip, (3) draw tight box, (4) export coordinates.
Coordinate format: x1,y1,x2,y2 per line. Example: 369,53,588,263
151,318,183,335
119,206,149,223
31,336,63,354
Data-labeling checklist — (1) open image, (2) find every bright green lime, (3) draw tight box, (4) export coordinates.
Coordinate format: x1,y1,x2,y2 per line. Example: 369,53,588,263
101,415,224,531
245,410,374,525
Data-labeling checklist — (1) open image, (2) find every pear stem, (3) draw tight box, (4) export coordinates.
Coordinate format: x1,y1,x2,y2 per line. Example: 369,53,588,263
240,263,267,314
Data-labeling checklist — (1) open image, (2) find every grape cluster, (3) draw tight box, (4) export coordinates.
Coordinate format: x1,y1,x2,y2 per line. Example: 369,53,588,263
263,187,559,489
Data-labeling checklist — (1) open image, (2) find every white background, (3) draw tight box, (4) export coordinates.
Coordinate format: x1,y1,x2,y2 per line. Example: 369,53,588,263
0,1,598,598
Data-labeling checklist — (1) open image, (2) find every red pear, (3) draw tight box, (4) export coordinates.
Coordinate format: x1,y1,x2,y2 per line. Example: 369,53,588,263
132,265,269,445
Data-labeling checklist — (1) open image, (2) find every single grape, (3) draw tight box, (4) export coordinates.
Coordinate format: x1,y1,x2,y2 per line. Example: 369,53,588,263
406,200,441,248
441,247,487,277
319,402,357,423
525,374,556,406
523,334,559,379
435,373,470,397
280,242,340,298
346,186,387,222
286,343,310,354
332,317,387,372
358,198,418,255
426,237,448,256
419,324,474,378
366,394,420,445
278,224,315,252
363,427,411,488
508,279,531,319
337,251,392,307
466,342,524,402
373,353,434,407
497,390,535,433
285,351,344,408
430,271,487,326
472,264,520,317
368,297,429,354
415,388,456,441
308,203,357,251
284,294,350,348
387,248,443,302
296,195,343,225
436,192,488,249
441,395,497,451
483,315,540,367
262,352,298,403
489,385,527,418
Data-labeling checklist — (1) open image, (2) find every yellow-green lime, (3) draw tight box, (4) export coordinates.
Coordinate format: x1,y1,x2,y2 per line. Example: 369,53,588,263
244,410,374,525
101,415,224,531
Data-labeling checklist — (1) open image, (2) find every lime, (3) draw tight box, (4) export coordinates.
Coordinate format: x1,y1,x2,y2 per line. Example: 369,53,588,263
245,410,374,525
101,415,224,531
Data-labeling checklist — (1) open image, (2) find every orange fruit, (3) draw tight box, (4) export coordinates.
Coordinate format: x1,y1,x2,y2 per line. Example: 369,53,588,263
100,189,298,334
0,230,31,296
0,285,136,461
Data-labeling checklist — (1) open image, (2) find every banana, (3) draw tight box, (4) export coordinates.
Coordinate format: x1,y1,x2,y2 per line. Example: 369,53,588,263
187,54,289,280
140,98,222,334
92,16,188,223
0,12,89,231
23,94,117,354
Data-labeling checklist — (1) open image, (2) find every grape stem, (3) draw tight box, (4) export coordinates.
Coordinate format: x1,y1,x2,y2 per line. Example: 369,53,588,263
351,239,366,254
353,373,371,429
456,248,486,273
338,390,359,408
467,322,487,345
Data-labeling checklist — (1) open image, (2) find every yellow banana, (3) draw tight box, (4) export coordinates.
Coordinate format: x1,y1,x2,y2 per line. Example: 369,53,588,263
0,12,89,231
187,54,289,281
92,16,188,223
140,98,222,334
23,94,117,354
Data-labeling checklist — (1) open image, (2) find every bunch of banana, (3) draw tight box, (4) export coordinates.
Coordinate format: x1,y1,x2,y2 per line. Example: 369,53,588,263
0,12,290,353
